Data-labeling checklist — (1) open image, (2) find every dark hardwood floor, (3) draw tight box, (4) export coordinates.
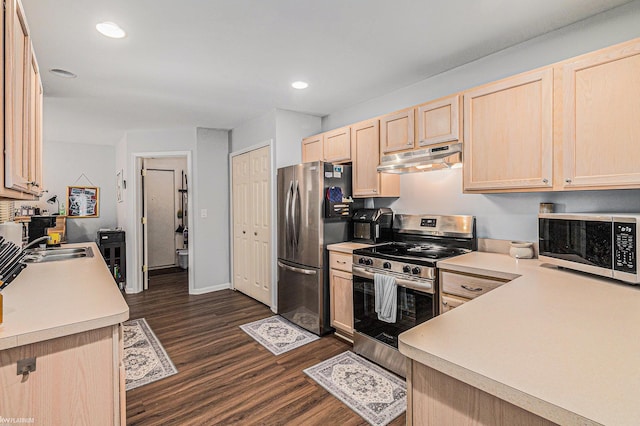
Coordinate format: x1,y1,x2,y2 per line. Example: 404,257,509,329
124,272,406,426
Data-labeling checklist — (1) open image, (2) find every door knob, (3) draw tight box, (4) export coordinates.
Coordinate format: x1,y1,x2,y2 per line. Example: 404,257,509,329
254,232,257,236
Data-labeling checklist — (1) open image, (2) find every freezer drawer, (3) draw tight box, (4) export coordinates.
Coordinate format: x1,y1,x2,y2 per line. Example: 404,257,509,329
277,260,328,336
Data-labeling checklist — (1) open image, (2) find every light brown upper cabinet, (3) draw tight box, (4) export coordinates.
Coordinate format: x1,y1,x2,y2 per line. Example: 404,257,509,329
323,126,351,163
2,0,42,199
379,107,415,155
301,134,323,163
463,68,554,192
417,95,461,147
352,119,400,197
561,39,640,189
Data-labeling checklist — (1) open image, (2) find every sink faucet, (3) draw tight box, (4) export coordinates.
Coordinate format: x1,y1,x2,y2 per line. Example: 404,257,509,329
23,236,52,250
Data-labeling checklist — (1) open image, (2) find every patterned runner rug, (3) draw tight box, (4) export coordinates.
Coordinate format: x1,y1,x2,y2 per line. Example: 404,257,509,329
304,351,406,426
123,318,178,391
239,315,319,355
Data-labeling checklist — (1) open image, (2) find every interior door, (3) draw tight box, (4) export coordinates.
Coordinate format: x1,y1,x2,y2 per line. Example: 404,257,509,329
249,146,271,306
141,164,149,290
232,153,252,298
146,169,177,269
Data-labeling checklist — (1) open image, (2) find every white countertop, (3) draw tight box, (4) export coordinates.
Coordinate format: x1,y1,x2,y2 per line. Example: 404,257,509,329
0,242,129,350
327,241,373,253
399,251,640,425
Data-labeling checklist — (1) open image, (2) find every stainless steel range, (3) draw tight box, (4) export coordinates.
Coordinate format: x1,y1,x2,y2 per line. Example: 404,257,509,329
352,214,477,377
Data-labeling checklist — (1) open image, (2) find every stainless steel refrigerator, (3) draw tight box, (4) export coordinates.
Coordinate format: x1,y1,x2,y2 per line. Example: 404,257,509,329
277,162,359,335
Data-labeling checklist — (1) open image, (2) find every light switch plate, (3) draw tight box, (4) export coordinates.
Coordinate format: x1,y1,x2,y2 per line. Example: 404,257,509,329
200,209,208,218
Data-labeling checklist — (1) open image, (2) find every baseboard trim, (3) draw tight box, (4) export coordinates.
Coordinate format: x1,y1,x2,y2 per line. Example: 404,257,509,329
190,282,231,295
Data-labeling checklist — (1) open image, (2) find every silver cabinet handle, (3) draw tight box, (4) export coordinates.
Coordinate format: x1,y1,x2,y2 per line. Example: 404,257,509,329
337,260,346,264
542,178,548,184
278,261,317,275
254,232,257,236
565,178,572,183
461,284,483,292
442,300,448,306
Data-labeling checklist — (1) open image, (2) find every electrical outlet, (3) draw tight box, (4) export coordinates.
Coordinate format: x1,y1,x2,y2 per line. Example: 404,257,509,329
200,209,208,218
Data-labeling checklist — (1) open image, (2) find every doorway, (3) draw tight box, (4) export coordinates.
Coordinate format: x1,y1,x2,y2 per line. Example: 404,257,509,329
133,153,192,292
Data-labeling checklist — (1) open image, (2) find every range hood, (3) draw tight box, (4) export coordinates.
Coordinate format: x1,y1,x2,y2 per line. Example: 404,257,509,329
377,142,463,174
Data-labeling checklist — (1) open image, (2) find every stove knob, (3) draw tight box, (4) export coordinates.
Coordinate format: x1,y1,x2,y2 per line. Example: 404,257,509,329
358,257,365,264
383,262,392,269
412,267,421,275
365,258,373,266
402,265,411,273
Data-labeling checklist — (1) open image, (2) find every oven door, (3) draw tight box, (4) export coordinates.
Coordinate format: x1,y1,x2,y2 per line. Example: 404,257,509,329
352,267,435,350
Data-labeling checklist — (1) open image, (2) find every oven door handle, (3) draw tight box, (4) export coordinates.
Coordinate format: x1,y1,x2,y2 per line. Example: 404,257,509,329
352,266,434,294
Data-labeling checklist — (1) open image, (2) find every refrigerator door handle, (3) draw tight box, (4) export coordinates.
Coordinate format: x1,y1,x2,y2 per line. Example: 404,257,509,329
292,180,300,250
278,261,317,275
285,180,293,254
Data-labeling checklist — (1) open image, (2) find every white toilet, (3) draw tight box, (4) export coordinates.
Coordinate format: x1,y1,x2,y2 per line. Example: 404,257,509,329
177,249,188,269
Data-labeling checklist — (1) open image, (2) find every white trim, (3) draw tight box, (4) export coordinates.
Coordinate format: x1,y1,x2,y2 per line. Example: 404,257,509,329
190,282,231,295
129,151,194,294
228,140,277,312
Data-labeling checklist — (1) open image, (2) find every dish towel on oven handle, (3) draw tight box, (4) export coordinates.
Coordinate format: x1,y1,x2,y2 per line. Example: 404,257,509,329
374,273,397,323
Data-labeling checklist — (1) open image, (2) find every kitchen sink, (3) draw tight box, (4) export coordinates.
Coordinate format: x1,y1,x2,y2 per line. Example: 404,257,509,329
23,246,94,263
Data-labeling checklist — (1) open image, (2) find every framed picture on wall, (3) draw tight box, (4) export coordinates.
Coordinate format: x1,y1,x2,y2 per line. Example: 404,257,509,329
67,186,100,218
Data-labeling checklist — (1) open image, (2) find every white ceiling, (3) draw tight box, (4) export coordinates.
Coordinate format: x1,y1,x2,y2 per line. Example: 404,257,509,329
23,0,633,145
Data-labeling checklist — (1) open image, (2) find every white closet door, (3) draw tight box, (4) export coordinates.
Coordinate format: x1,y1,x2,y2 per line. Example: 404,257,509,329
232,146,271,306
250,146,271,306
147,169,177,268
232,153,252,297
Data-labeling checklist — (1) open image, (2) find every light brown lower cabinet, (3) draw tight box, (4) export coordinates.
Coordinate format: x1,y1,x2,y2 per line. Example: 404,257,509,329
329,251,354,341
407,360,557,425
0,324,125,425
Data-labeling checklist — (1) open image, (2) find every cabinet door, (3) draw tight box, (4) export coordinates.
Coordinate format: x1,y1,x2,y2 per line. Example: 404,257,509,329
463,69,553,191
380,108,415,155
330,268,353,336
417,95,460,147
352,120,400,197
302,134,323,163
323,126,351,163
28,49,43,196
562,40,640,189
440,293,467,314
4,0,32,193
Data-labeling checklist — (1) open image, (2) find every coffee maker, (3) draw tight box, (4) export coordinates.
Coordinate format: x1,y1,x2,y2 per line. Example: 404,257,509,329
27,216,57,244
352,208,393,243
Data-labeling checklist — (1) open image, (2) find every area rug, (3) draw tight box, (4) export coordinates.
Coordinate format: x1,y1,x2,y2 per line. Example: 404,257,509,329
304,351,406,426
239,315,319,355
123,318,178,391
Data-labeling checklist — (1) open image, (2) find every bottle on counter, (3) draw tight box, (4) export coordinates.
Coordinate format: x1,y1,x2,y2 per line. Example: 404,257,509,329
59,202,66,216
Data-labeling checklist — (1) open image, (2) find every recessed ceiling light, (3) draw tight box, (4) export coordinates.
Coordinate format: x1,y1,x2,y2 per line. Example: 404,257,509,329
49,68,77,78
96,21,126,39
291,81,309,90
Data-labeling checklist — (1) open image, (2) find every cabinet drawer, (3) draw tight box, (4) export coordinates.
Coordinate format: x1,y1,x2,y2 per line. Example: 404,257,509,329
440,293,468,314
441,271,507,300
330,252,352,272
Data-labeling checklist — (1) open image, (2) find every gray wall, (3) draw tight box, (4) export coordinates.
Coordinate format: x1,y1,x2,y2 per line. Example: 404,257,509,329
117,127,231,294
230,109,276,153
318,1,640,242
275,109,321,168
35,141,117,243
194,128,230,291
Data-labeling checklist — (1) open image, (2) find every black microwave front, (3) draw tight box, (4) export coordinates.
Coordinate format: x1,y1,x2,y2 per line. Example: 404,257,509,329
539,213,640,284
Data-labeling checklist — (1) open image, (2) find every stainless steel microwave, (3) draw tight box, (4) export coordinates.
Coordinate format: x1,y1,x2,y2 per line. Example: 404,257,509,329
539,213,640,284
